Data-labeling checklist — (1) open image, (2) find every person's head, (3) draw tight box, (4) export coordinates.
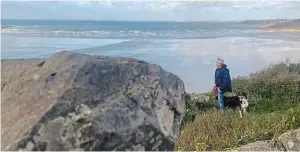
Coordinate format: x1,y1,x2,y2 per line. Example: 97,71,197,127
216,58,224,68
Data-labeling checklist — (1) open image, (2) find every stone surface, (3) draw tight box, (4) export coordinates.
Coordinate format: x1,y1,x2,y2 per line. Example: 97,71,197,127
189,93,210,103
236,140,285,151
189,93,216,112
278,128,300,151
237,128,300,151
1,51,185,151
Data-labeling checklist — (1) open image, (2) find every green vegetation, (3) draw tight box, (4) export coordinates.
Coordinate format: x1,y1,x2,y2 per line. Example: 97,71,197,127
180,93,198,130
177,60,300,151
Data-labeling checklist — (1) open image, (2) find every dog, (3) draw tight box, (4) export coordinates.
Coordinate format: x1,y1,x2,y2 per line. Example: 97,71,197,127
215,92,249,118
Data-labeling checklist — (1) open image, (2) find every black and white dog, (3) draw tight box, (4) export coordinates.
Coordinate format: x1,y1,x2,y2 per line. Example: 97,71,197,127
216,92,249,118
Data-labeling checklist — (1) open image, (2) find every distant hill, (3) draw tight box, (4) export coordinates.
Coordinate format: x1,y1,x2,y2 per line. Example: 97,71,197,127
240,19,288,26
267,19,300,29
240,19,300,29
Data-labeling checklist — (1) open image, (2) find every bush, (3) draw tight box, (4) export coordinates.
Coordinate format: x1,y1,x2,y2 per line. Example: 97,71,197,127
177,61,300,151
181,92,219,130
232,61,300,113
180,93,197,130
176,105,300,151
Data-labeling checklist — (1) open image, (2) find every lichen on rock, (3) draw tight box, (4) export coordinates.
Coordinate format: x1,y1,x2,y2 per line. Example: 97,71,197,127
1,51,185,151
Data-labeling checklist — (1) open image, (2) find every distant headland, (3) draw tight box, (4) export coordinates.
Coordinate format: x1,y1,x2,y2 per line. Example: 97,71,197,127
240,19,300,32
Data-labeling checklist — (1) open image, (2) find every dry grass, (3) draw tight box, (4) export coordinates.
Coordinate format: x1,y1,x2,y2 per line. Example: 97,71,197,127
176,106,300,151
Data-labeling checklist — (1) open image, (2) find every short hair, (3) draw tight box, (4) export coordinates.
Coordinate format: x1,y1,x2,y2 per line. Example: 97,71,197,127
216,58,224,64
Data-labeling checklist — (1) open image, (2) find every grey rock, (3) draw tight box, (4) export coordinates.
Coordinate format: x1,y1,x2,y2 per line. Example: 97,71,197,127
1,51,185,151
236,140,285,151
190,93,210,103
25,141,35,150
278,128,300,151
188,93,216,112
236,128,300,151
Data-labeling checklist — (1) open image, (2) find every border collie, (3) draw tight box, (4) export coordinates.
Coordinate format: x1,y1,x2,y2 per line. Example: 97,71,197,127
216,92,249,118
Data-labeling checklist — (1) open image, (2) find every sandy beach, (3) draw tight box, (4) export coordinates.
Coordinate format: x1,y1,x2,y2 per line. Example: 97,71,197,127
267,28,300,32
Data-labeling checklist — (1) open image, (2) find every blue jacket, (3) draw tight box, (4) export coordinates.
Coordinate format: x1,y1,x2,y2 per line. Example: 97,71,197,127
215,64,232,93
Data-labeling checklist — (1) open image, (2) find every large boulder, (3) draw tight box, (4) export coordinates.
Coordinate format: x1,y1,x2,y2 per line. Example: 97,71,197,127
1,51,185,151
278,128,300,151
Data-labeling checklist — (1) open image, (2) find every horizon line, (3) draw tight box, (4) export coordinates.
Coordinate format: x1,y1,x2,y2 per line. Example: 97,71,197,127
2,18,300,23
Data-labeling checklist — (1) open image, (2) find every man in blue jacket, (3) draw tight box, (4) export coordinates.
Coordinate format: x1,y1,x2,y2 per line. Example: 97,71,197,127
214,58,232,110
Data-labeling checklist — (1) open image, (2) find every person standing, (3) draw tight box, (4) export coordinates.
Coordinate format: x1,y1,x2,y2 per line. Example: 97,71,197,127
214,58,232,110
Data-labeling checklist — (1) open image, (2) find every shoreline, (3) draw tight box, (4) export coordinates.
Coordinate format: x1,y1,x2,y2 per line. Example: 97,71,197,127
266,28,300,32
2,35,300,93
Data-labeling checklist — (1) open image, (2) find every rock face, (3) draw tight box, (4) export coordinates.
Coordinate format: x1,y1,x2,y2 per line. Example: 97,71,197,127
189,93,210,103
278,128,300,151
236,140,285,151
189,93,216,112
1,51,185,151
237,128,300,151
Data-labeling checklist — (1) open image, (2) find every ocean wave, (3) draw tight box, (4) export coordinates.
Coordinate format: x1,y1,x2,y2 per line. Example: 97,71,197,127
1,26,266,39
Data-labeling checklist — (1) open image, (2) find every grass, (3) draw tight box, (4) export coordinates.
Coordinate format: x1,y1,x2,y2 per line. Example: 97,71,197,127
176,60,300,151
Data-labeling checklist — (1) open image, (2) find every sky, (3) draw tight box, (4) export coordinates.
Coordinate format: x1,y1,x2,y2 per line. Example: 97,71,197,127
1,0,300,21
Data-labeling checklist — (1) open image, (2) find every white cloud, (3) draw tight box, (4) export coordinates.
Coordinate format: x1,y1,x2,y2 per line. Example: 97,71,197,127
2,1,300,21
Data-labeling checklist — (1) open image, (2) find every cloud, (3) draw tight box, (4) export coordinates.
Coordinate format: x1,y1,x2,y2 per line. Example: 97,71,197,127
2,1,300,21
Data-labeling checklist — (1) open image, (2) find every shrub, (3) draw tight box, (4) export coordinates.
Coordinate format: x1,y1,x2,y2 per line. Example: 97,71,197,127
232,61,300,113
176,105,300,151
180,92,218,130
177,61,300,151
180,93,197,129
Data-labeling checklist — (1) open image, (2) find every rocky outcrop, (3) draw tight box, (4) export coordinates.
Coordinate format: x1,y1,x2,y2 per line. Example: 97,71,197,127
1,51,185,151
188,93,216,112
278,128,300,151
189,93,210,103
237,128,300,151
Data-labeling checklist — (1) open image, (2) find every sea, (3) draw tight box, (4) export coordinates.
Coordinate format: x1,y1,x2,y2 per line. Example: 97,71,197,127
2,19,300,92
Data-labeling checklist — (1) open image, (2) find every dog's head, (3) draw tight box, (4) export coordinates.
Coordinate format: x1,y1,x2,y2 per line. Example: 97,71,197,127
237,92,248,100
237,92,249,106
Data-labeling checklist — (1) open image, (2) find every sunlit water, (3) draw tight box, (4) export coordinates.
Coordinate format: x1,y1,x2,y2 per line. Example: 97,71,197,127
2,20,300,92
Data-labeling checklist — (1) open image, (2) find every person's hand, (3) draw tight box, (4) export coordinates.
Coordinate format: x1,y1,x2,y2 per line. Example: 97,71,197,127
213,83,216,87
